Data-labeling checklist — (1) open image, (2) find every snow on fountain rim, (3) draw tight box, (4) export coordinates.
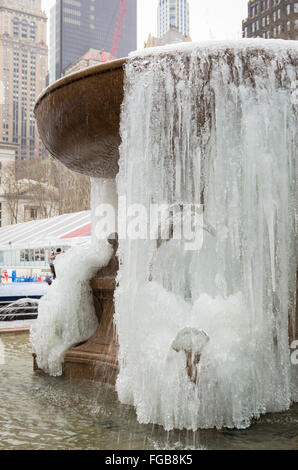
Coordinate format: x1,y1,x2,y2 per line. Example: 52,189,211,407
130,38,298,59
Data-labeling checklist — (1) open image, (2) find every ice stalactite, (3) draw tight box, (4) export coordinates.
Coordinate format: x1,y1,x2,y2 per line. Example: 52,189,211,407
115,40,297,430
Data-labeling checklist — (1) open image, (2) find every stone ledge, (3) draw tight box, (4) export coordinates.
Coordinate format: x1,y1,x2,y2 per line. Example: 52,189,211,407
0,327,30,336
64,353,119,384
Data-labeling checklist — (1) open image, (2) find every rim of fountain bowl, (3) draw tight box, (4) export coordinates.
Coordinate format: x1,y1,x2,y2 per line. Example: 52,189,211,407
34,57,127,113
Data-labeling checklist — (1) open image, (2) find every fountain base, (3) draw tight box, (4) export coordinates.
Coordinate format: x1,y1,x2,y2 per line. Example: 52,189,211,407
33,273,297,385
63,277,119,385
33,276,119,384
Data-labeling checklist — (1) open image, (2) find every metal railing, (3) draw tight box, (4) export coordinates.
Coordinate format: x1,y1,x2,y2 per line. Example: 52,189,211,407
0,298,38,321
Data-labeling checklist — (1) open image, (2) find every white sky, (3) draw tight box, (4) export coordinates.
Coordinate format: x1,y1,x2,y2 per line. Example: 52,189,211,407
42,0,248,49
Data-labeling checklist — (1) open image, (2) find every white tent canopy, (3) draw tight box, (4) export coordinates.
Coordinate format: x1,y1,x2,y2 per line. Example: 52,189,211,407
0,211,91,251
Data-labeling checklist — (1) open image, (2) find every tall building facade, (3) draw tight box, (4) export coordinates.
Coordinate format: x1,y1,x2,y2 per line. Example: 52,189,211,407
64,48,115,76
144,30,192,48
243,0,298,40
0,0,48,160
0,142,17,226
49,3,56,85
50,0,137,82
158,0,190,38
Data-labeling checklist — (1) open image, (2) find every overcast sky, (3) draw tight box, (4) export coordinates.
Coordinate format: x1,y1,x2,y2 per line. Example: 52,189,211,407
42,0,248,49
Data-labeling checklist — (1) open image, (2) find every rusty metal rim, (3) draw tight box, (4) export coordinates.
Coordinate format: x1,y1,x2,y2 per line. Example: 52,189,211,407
34,57,127,114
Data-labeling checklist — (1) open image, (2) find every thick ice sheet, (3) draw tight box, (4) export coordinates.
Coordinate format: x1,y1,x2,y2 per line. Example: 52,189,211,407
130,38,298,58
116,41,297,430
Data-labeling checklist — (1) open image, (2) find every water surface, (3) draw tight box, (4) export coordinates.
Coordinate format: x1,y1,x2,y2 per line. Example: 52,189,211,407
0,334,297,450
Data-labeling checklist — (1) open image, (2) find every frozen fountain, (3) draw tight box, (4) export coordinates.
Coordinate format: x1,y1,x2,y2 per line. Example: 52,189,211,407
34,40,297,430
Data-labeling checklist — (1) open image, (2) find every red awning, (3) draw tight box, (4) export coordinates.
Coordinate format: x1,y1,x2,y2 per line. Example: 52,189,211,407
60,223,92,239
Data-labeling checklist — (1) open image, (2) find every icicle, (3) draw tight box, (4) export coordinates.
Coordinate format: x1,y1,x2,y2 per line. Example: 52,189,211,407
115,40,297,430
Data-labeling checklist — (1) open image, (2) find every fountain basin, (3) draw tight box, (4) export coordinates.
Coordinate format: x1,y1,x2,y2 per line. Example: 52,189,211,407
34,58,126,178
34,44,297,180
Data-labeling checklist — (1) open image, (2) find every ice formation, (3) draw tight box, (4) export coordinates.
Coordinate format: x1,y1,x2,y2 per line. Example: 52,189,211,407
115,40,297,430
171,327,209,355
31,240,113,376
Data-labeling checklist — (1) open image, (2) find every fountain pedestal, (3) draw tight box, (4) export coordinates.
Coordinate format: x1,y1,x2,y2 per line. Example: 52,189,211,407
64,237,119,385
33,239,119,384
63,276,119,385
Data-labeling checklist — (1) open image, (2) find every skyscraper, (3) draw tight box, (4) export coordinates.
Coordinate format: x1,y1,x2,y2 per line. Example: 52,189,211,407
145,0,191,49
157,0,190,38
0,0,48,160
49,3,56,85
50,0,137,82
242,0,298,40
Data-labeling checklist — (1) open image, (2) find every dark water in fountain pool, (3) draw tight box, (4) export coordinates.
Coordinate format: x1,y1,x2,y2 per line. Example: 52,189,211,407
0,334,297,450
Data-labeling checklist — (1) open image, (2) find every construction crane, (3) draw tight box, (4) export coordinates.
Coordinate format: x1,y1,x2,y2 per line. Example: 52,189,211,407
101,0,128,62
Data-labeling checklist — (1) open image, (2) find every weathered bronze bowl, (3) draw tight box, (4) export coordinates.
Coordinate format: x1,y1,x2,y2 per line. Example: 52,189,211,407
35,45,297,180
34,58,126,178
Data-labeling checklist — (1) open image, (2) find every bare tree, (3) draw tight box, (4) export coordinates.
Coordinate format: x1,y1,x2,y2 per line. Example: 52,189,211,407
18,157,91,216
1,157,90,225
53,160,91,215
16,158,59,219
1,161,22,224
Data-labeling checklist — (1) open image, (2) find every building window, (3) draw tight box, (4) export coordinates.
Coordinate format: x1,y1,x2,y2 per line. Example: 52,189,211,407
22,20,28,38
64,0,81,5
287,4,291,14
63,17,80,25
64,7,81,16
30,22,36,41
13,18,19,37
